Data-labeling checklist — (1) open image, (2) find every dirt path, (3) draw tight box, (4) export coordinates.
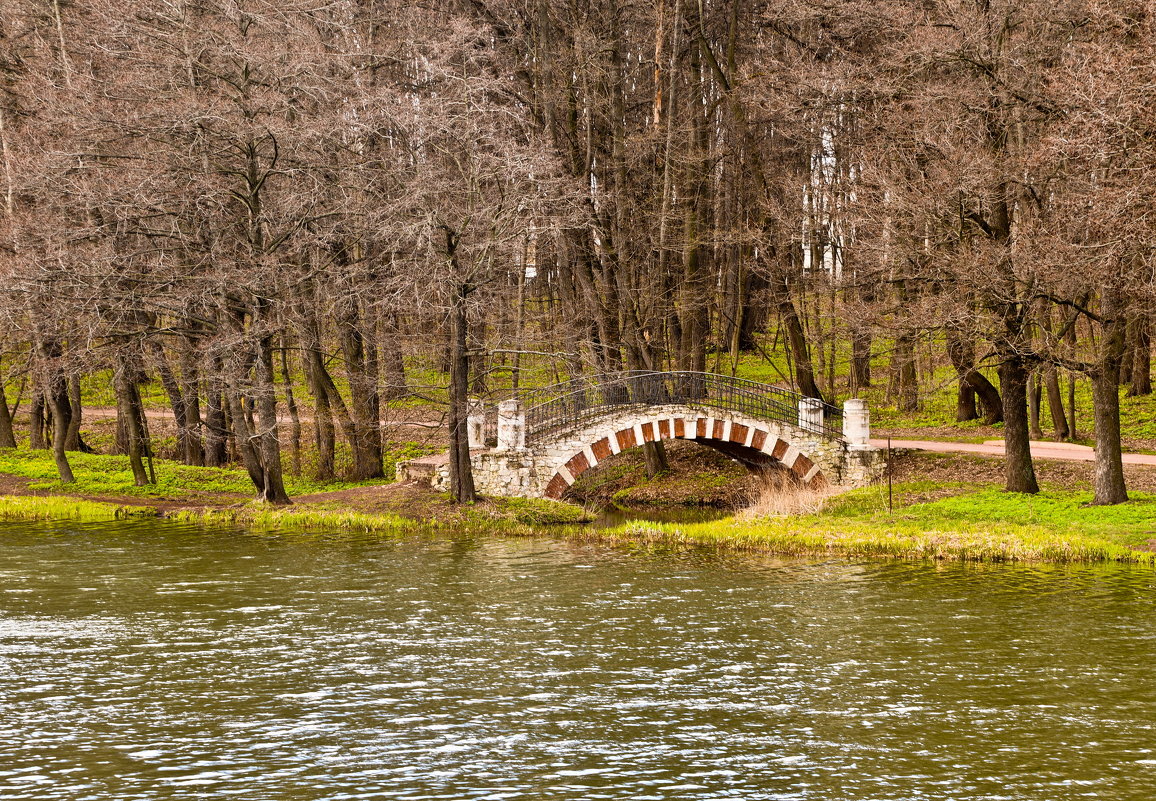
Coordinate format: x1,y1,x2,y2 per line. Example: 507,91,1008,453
80,406,442,429
872,438,1156,466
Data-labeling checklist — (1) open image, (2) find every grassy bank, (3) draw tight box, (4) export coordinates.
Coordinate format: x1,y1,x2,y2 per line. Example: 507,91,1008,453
596,482,1156,564
0,448,386,501
0,495,159,522
3,481,1153,564
164,494,589,532
0,447,590,534
1,447,1155,565
0,491,588,533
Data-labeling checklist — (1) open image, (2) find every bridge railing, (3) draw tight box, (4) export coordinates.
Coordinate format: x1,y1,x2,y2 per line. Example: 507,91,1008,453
519,371,844,443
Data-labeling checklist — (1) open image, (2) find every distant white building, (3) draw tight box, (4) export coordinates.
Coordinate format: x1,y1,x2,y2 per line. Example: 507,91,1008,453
801,110,856,281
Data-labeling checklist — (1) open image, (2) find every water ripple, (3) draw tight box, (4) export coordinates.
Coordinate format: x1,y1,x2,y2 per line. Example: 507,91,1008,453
0,521,1153,799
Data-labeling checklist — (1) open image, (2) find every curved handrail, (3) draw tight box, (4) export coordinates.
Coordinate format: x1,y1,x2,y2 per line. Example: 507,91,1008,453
505,371,843,443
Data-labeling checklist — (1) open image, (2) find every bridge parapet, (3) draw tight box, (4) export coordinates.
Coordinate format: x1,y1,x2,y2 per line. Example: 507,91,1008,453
516,371,844,445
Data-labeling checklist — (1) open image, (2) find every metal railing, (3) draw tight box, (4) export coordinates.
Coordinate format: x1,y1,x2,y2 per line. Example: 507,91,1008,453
508,371,843,443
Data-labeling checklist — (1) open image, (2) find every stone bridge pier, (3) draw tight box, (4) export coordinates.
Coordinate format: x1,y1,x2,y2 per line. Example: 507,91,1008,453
409,395,883,501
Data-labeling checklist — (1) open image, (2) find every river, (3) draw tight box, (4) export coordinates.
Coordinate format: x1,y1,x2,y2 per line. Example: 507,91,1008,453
1,519,1154,799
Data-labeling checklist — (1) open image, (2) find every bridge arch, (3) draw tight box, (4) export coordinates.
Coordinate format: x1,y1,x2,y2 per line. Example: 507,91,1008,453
540,407,833,500
404,371,881,499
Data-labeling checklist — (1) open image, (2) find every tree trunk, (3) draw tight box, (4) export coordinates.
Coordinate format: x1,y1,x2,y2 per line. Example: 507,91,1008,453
955,383,978,423
114,357,150,486
203,358,228,468
280,340,302,475
1043,366,1069,440
448,282,477,503
47,389,74,483
65,375,83,451
134,381,157,485
1028,372,1043,439
380,311,407,401
1091,368,1128,505
1091,308,1128,505
850,328,872,394
253,333,291,504
336,302,383,480
179,347,205,466
775,278,823,400
151,342,192,462
49,375,73,452
303,347,336,480
1067,373,1077,440
37,342,73,483
643,440,669,478
738,270,769,352
946,331,1003,424
890,333,919,412
0,389,16,449
29,391,46,449
226,385,265,495
999,356,1039,494
311,353,361,477
1129,311,1151,396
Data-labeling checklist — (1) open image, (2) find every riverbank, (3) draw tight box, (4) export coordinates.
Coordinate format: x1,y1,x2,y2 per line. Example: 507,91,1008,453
0,448,591,532
1,448,1156,564
600,482,1156,564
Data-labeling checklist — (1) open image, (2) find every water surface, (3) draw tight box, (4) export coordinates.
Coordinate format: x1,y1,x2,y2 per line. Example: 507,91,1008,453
1,520,1154,799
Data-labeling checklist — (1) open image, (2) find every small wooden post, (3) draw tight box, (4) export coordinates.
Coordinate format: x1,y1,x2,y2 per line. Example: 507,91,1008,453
887,436,893,514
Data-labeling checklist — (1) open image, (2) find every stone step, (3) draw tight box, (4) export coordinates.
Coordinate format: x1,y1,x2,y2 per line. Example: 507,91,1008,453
396,453,448,486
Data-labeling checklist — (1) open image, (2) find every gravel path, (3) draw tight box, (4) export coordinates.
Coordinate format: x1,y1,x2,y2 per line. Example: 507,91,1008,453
872,438,1156,466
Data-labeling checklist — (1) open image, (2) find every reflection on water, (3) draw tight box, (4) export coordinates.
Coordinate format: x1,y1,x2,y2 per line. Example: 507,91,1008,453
1,520,1155,800
591,503,733,528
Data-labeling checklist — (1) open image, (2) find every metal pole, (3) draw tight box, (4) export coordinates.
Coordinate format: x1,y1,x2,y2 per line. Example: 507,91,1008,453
887,435,893,514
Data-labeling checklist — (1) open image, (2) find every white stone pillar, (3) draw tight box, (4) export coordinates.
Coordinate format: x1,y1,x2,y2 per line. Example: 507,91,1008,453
798,397,824,433
466,398,486,449
495,399,526,451
842,398,871,448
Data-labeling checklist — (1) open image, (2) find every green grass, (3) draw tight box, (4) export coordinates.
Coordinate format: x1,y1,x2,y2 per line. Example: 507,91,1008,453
0,495,158,521
167,505,419,533
871,485,1156,548
0,448,390,501
474,496,592,525
89,494,585,534
863,365,1156,444
595,482,1156,564
1,474,1152,565
602,516,1156,564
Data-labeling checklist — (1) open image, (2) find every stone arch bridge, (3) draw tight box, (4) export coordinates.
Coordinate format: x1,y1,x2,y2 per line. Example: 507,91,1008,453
406,371,883,500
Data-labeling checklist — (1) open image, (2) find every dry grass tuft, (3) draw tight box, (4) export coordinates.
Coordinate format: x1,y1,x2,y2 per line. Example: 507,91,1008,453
738,468,837,519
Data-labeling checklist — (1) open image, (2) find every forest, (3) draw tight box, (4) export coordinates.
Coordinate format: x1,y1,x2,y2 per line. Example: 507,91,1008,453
0,0,1153,506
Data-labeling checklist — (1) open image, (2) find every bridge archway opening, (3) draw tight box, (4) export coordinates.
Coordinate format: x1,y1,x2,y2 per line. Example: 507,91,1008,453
558,436,802,505
543,415,830,500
